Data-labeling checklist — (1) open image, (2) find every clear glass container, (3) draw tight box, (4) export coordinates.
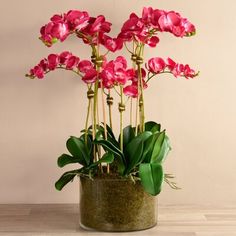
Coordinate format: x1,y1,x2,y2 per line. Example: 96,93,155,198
79,175,157,232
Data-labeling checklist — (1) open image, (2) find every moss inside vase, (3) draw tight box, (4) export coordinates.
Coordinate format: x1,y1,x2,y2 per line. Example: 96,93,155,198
79,174,157,232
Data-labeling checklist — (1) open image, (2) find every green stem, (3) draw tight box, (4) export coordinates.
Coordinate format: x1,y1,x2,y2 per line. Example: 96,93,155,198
84,96,91,146
137,43,145,133
108,90,113,130
133,43,139,136
120,86,124,152
135,96,139,136
93,81,99,162
42,66,83,78
124,42,133,54
146,71,191,83
100,85,108,140
130,98,133,126
138,63,145,132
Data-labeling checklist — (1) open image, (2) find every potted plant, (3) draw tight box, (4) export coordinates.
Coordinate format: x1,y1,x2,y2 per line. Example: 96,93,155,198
26,6,198,232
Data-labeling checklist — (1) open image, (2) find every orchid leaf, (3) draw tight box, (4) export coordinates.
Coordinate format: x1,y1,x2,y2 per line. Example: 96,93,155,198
124,131,152,174
57,154,83,167
93,139,126,174
145,121,161,133
142,132,160,163
139,163,164,196
97,125,120,148
89,152,114,169
150,131,166,163
55,169,82,191
121,125,135,149
154,135,171,164
101,123,116,140
66,136,90,166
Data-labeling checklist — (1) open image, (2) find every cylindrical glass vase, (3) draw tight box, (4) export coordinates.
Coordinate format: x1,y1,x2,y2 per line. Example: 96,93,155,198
79,175,157,232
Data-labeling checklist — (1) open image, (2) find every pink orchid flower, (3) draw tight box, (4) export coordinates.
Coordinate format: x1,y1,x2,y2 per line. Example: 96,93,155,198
26,51,80,79
148,57,166,74
59,51,72,64
66,56,80,69
123,85,138,98
48,54,59,70
82,69,98,84
148,57,198,79
102,35,123,52
78,60,94,73
65,10,90,31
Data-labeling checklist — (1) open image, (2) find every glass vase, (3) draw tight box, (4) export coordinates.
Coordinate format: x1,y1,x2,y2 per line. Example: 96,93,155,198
79,175,157,232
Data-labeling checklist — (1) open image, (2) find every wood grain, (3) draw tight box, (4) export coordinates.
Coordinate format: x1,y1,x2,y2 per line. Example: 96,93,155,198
0,204,236,235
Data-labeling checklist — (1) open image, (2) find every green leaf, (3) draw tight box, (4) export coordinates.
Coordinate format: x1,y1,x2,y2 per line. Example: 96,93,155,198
57,154,83,168
124,131,152,174
66,137,90,166
93,139,126,174
142,133,159,163
154,135,171,164
125,141,144,175
101,123,116,140
89,152,114,169
121,125,135,149
55,169,81,191
97,125,120,148
139,163,164,196
145,121,161,133
94,139,124,160
80,134,92,150
95,130,104,141
99,152,114,163
150,131,166,163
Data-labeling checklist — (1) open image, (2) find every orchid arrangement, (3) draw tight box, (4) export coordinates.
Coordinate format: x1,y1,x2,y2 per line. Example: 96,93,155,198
26,7,198,196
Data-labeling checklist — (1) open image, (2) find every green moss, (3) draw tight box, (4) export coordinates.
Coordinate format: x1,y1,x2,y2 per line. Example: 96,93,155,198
79,175,157,232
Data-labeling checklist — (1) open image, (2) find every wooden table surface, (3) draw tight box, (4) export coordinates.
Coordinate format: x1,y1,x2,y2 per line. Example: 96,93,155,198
0,204,236,236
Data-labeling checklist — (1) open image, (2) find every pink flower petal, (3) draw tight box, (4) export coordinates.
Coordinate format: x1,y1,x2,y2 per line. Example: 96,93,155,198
39,59,48,71
166,58,176,71
78,60,94,73
66,56,80,69
124,85,138,98
33,65,44,79
59,51,72,64
51,23,69,41
167,12,181,26
146,36,160,47
47,54,59,70
82,69,98,84
102,36,123,52
142,7,153,25
50,14,63,23
114,56,127,70
148,57,166,74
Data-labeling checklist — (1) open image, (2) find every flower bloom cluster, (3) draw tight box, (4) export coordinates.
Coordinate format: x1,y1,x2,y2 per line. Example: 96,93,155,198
99,56,148,98
27,53,198,97
147,57,197,79
40,10,90,46
39,6,196,51
118,7,196,47
26,54,148,98
26,51,80,79
40,10,123,52
27,7,198,98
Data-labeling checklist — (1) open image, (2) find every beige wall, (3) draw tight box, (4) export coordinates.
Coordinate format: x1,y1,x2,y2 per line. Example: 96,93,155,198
0,0,236,205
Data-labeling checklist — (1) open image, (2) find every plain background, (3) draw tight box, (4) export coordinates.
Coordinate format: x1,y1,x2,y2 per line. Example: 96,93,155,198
0,0,235,205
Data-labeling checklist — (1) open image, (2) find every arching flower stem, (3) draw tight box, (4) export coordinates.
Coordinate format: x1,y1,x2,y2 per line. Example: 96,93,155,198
107,90,113,130
119,85,125,152
84,85,93,147
138,43,145,133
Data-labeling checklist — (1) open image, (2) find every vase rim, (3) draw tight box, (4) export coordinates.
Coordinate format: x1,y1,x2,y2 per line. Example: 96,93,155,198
80,175,140,182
